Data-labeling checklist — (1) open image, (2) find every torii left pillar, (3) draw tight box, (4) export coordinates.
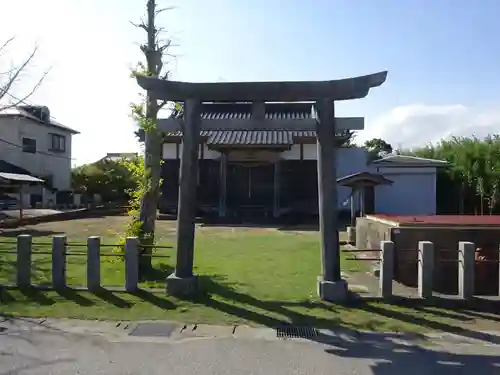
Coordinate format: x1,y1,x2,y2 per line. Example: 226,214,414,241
166,98,201,296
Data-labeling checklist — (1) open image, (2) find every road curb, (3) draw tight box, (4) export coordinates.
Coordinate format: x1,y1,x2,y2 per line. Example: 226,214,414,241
2,316,500,346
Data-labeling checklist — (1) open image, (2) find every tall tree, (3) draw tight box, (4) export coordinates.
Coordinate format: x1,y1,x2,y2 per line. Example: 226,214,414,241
131,0,173,274
0,37,49,109
406,135,500,215
338,130,357,147
364,138,393,158
71,158,139,203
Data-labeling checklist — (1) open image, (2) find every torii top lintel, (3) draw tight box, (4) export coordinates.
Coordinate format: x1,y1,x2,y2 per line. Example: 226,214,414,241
136,71,388,102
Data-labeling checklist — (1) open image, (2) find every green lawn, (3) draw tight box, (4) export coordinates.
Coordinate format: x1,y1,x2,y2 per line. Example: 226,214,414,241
1,216,499,335
0,217,361,291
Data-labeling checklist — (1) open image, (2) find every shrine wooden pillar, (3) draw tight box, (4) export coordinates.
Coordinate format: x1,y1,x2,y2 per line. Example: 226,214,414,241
273,160,281,218
219,152,228,217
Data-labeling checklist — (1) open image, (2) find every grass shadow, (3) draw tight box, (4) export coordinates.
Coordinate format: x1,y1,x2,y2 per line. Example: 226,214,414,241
91,287,133,308
462,309,500,323
131,289,176,309
190,276,500,343
0,288,16,303
190,275,347,328
0,287,58,307
19,286,55,306
411,305,477,323
140,262,173,283
354,299,500,344
56,288,94,306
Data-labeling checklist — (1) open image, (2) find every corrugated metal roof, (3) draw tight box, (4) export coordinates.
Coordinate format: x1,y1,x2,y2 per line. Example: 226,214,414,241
372,155,449,166
0,172,44,183
206,130,292,145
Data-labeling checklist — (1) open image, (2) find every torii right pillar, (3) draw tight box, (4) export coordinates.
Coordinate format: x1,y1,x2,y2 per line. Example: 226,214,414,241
315,98,346,301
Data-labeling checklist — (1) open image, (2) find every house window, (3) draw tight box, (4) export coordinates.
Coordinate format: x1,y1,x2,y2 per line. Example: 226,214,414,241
50,133,66,152
22,138,36,154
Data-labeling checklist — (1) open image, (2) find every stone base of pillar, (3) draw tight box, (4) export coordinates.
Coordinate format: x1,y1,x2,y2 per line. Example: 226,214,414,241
317,277,348,302
166,273,198,297
346,226,356,244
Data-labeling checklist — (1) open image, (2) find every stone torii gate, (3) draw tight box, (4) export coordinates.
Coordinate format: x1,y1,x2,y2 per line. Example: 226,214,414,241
136,72,387,302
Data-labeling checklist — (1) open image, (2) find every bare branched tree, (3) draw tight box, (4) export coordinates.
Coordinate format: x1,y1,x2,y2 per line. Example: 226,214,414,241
0,37,49,110
131,0,175,274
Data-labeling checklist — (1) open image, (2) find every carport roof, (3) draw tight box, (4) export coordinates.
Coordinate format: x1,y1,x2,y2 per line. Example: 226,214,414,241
0,172,44,183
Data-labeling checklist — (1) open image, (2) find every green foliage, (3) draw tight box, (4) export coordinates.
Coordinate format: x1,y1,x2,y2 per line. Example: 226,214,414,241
338,130,357,147
364,138,393,161
111,156,148,260
71,158,138,202
404,135,500,214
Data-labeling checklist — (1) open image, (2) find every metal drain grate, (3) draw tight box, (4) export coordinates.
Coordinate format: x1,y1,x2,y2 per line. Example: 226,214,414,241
276,326,319,339
129,323,178,337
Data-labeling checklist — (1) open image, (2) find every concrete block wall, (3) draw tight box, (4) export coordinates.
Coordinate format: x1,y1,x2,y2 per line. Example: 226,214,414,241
356,218,500,296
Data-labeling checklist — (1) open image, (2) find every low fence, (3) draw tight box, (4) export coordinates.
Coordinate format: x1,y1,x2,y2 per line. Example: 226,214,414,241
343,241,500,299
3,236,499,300
0,235,171,291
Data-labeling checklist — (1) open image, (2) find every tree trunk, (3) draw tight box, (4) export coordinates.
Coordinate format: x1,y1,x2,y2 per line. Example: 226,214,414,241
137,0,163,277
459,182,465,214
138,109,161,275
480,192,484,215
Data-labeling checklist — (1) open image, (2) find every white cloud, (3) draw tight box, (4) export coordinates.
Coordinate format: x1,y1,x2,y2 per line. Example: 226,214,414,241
357,104,500,150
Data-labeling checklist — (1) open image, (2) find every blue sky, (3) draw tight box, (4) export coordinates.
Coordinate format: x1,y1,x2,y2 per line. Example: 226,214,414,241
2,0,500,165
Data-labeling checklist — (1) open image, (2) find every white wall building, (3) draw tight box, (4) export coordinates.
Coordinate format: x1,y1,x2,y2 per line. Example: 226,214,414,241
0,106,79,191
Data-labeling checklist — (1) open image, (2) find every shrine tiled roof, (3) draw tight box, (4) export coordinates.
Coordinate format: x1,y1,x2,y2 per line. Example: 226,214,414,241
164,130,316,145
173,102,315,121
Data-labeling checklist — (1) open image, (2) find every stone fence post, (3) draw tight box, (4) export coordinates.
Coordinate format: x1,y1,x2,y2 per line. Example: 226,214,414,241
87,236,101,291
74,193,82,208
16,234,32,287
125,237,139,292
52,235,67,289
418,241,434,298
379,241,394,298
458,241,475,299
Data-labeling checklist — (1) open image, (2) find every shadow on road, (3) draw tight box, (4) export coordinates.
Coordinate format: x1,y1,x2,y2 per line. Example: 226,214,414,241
317,329,500,374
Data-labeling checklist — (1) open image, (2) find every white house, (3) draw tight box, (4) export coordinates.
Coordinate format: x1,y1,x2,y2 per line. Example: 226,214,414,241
0,105,79,192
369,154,448,215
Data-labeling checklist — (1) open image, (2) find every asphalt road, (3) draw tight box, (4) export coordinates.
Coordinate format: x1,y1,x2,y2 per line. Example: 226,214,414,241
1,319,500,375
